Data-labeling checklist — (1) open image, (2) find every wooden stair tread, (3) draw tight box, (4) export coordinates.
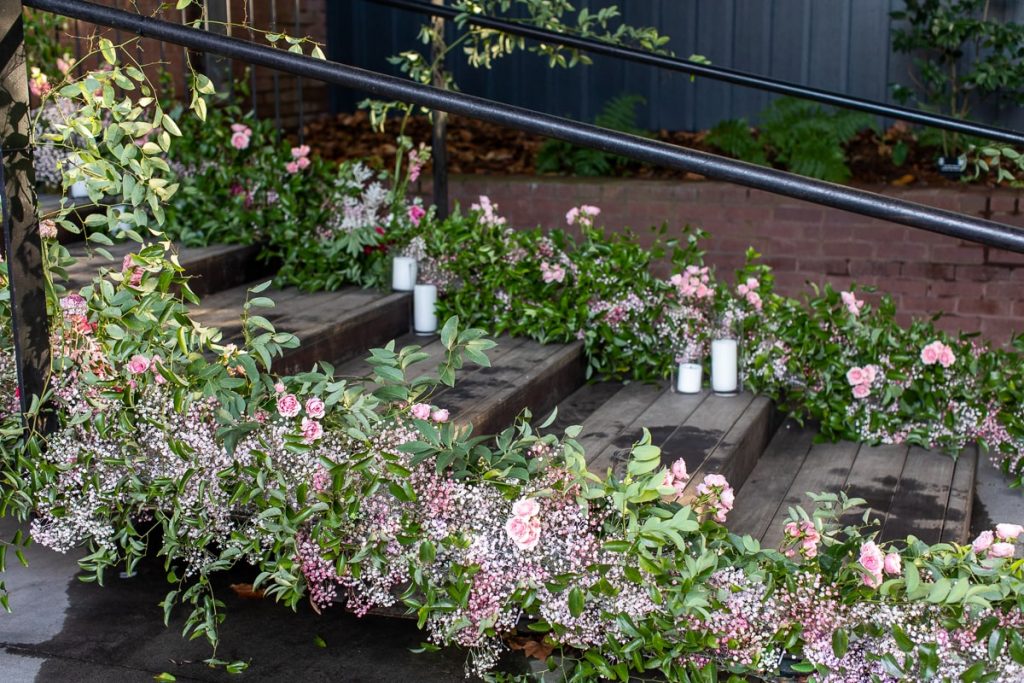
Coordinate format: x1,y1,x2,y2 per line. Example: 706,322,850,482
66,241,268,295
191,283,412,374
735,424,978,547
433,339,585,437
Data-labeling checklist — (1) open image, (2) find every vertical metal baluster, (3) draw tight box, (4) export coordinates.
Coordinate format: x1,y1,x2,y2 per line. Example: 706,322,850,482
270,0,281,134
430,0,448,219
0,1,53,430
247,0,257,116
180,6,189,102
294,0,304,144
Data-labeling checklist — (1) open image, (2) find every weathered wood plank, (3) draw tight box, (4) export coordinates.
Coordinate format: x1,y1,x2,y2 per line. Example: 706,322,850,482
837,443,911,536
682,396,778,498
545,381,625,437
586,387,708,476
572,381,664,470
941,445,978,545
657,392,756,485
880,446,956,545
729,420,815,541
761,439,861,548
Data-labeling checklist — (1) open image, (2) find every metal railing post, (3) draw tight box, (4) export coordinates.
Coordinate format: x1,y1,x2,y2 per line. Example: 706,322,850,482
430,0,448,219
0,1,52,424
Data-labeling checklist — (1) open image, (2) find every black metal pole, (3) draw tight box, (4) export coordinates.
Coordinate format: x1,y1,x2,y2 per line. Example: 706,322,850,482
430,0,448,220
365,0,1024,148
0,1,53,424
22,0,1024,255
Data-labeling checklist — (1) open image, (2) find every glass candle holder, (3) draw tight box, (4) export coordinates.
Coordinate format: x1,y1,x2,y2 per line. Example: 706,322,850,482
673,348,704,394
710,314,739,396
392,256,417,292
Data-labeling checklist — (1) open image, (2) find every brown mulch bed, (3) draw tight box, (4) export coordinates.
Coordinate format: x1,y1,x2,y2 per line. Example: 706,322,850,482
303,111,973,188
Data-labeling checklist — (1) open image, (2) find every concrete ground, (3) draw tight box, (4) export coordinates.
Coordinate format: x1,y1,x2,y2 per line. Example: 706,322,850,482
0,517,528,682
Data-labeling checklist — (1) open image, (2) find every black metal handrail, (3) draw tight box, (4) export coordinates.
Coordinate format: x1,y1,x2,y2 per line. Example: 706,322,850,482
364,0,1024,148
22,0,1024,255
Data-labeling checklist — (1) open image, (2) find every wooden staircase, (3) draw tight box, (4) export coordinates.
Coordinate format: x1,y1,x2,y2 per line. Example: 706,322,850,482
65,240,980,546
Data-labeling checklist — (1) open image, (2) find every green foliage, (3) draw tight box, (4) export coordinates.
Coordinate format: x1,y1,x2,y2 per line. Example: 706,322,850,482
703,118,768,166
706,97,876,182
891,0,1024,157
535,94,650,177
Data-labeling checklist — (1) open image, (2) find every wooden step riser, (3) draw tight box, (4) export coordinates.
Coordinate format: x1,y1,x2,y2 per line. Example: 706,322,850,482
185,246,274,297
273,294,412,375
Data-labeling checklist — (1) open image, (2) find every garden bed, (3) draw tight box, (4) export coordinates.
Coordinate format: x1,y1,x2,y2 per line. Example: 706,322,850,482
305,111,987,188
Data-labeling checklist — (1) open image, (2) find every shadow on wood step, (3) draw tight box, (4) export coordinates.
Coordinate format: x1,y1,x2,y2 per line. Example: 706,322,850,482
731,420,978,547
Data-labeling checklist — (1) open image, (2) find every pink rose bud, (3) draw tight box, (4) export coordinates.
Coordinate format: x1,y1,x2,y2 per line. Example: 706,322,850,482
301,417,323,444
852,383,871,399
988,542,1016,559
277,393,301,418
511,498,540,519
883,552,901,575
431,408,449,423
274,382,286,393
305,397,326,419
972,530,994,554
126,354,150,375
995,523,1024,541
410,403,431,420
671,458,689,482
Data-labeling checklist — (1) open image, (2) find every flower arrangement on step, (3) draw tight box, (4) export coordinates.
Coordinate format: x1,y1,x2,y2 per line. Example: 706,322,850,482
4,43,1024,683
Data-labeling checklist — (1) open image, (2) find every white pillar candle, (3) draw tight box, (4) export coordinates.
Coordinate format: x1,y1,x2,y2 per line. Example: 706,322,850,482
414,283,438,334
392,256,418,291
676,362,703,394
711,339,738,395
70,180,89,199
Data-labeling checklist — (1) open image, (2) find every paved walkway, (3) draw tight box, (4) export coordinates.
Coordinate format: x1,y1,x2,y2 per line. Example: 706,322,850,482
0,518,527,682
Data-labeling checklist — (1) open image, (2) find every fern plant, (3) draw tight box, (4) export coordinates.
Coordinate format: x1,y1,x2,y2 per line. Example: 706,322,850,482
536,94,650,176
705,97,876,183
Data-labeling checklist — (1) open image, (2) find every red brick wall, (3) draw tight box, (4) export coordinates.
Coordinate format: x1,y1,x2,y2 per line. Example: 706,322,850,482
419,176,1024,344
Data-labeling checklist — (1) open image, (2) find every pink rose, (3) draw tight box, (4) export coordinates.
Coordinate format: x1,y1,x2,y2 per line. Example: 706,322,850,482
784,522,800,538
431,408,449,423
938,345,956,368
883,552,901,575
285,161,300,174
972,530,994,554
230,123,250,134
408,205,426,226
511,498,540,518
745,277,759,290
126,354,150,375
296,156,311,170
803,543,818,559
988,542,1015,559
863,365,878,384
846,367,865,386
862,572,882,588
506,514,541,551
720,487,735,509
277,393,301,418
230,131,250,150
410,403,431,420
580,205,601,218
301,417,323,444
703,473,728,489
996,523,1024,541
852,383,871,399
565,207,579,225
305,397,326,419
859,541,884,575
920,341,941,365
671,458,689,482
291,145,311,159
